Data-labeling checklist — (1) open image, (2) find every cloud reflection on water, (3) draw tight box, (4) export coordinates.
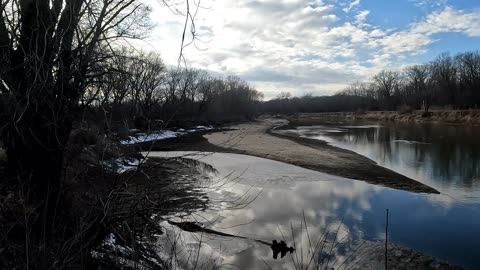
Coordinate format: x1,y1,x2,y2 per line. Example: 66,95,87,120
149,151,480,269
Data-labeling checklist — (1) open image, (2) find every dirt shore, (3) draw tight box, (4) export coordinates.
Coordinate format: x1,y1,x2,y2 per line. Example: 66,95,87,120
291,110,480,125
195,120,438,194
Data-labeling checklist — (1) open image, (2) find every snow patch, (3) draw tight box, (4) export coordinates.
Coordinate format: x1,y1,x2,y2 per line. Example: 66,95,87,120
121,126,213,145
121,130,179,145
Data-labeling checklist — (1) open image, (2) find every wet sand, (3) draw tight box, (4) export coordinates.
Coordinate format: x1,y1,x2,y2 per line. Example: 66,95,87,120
202,120,439,194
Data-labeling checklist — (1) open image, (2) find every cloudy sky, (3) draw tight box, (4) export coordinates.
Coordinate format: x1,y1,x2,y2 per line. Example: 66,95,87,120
139,0,480,99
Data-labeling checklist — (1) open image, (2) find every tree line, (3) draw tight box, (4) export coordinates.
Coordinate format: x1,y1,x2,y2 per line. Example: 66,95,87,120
263,51,480,114
74,50,480,122
83,48,264,127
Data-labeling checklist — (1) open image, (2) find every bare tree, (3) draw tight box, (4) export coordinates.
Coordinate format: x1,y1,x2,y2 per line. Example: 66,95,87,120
0,0,150,230
373,70,400,110
277,91,292,100
288,51,480,113
455,51,480,108
431,53,458,108
164,69,182,108
95,50,134,108
405,65,432,113
128,51,166,117
197,76,223,115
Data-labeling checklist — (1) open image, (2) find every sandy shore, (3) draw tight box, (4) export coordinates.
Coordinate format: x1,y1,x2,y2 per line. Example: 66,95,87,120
201,120,439,194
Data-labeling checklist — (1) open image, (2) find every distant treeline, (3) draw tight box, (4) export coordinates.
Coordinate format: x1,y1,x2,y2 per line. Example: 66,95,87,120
263,51,480,114
81,47,264,127
80,50,480,124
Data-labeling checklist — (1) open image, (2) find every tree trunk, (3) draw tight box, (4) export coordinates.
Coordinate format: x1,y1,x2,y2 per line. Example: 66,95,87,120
3,103,72,233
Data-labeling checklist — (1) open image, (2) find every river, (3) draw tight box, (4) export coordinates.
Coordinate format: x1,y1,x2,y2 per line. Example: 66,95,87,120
284,120,480,203
149,131,480,270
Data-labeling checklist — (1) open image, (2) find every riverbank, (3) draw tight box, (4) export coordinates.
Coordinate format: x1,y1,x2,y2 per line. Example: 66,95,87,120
158,120,439,194
289,110,480,125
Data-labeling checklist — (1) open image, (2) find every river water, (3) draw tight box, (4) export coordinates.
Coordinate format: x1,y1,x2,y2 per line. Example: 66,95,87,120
283,121,480,203
150,144,480,269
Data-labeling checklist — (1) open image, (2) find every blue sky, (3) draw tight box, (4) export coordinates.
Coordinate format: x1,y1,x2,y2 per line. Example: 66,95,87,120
143,0,480,99
358,0,480,60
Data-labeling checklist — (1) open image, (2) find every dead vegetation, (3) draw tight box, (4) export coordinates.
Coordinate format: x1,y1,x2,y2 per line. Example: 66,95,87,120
291,110,480,125
0,125,215,269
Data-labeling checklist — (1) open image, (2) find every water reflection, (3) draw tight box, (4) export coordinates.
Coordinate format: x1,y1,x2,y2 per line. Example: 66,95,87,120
288,122,480,202
148,152,480,269
270,240,295,259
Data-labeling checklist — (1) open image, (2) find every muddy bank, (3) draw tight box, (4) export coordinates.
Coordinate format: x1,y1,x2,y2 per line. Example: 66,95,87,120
162,120,438,194
289,110,480,125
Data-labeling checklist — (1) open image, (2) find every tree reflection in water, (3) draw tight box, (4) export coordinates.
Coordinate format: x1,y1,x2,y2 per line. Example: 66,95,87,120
294,121,480,197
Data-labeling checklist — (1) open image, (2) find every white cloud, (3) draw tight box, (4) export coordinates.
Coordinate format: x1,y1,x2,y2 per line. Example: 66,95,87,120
355,10,370,23
342,0,361,13
412,6,480,37
371,6,480,67
136,1,480,98
409,0,448,8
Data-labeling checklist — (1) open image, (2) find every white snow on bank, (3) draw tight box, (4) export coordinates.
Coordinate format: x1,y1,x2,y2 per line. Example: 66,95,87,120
186,126,211,132
120,126,213,145
191,125,211,130
103,157,143,173
121,130,178,145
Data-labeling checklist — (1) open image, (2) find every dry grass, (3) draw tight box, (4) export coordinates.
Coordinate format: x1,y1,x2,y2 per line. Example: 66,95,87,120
0,140,214,269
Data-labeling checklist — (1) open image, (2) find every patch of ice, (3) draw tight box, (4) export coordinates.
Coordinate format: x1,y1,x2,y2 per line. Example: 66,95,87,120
121,126,214,145
342,125,382,129
393,140,431,145
193,125,212,130
121,130,179,144
187,125,213,132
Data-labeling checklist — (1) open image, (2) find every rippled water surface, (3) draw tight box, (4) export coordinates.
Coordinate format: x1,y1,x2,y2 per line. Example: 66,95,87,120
149,151,480,269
